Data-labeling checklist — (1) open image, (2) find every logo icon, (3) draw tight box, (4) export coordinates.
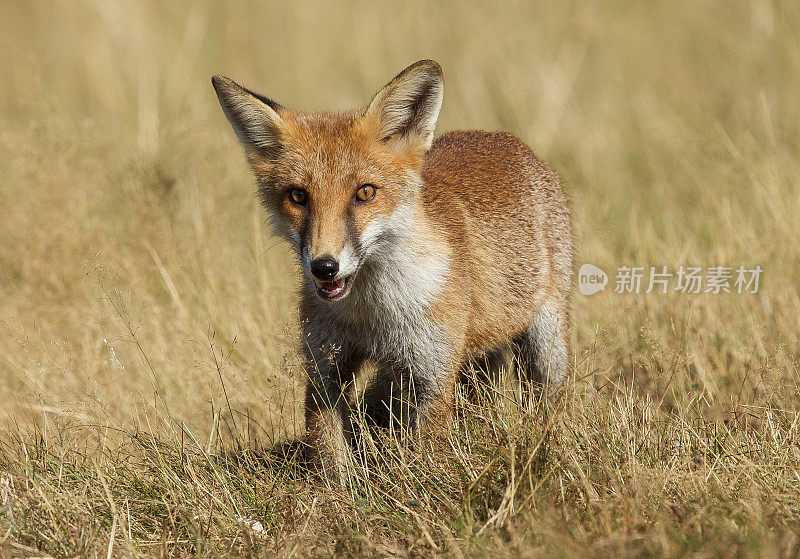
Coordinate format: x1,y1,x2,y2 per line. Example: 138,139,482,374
578,263,607,295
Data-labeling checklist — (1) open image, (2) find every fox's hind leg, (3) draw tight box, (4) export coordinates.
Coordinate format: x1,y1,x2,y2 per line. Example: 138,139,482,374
512,301,570,405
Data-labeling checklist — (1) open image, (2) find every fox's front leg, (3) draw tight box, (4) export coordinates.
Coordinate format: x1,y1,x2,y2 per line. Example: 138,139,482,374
302,338,362,481
364,334,462,436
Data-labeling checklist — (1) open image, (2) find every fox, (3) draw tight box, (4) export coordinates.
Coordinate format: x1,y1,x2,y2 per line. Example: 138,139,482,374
212,60,572,477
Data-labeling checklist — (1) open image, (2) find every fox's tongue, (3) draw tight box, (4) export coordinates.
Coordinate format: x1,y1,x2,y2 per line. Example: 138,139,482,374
317,277,348,299
321,280,343,291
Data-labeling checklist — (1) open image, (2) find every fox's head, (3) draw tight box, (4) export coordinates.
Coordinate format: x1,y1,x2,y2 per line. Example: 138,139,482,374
212,60,443,302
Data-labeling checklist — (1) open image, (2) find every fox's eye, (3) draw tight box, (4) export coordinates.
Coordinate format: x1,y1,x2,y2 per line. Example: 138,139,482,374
288,188,307,206
355,184,376,203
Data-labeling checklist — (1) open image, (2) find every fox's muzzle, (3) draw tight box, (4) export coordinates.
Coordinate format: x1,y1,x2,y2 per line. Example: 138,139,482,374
310,257,339,281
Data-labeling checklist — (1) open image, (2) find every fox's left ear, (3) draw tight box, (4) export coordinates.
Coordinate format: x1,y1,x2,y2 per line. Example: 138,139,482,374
212,75,285,161
364,60,443,150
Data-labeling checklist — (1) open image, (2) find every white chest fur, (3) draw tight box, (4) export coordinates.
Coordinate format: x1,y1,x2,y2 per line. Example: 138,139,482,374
306,205,451,376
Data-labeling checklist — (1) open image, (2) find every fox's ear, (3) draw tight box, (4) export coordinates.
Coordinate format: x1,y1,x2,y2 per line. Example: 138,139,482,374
212,75,285,159
364,60,443,150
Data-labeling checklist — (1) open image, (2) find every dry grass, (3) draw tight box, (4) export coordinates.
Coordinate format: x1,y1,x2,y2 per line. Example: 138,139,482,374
1,1,799,557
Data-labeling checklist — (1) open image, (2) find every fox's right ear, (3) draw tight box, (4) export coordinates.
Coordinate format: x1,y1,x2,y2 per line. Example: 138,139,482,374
364,60,444,151
212,75,285,159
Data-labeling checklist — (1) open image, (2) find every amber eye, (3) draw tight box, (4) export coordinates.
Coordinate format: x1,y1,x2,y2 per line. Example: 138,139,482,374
288,188,307,206
355,184,376,203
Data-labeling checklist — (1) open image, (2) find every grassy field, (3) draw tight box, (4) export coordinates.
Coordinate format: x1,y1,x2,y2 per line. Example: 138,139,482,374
1,1,799,557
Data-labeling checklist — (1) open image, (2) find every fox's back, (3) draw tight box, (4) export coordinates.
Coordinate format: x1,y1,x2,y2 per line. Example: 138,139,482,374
421,130,572,349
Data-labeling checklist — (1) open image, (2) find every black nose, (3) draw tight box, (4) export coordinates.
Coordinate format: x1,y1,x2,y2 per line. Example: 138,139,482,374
310,257,339,281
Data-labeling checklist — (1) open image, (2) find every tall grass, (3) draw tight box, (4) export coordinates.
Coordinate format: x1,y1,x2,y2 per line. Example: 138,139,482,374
0,1,798,556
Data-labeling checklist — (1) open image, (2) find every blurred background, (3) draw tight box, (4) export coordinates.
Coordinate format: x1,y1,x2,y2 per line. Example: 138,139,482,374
0,1,798,443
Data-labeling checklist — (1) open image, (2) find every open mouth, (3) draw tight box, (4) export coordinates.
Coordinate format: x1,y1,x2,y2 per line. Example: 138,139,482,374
315,275,352,301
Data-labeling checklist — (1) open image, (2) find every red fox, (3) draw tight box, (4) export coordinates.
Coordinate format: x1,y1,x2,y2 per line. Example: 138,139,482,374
213,60,572,476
